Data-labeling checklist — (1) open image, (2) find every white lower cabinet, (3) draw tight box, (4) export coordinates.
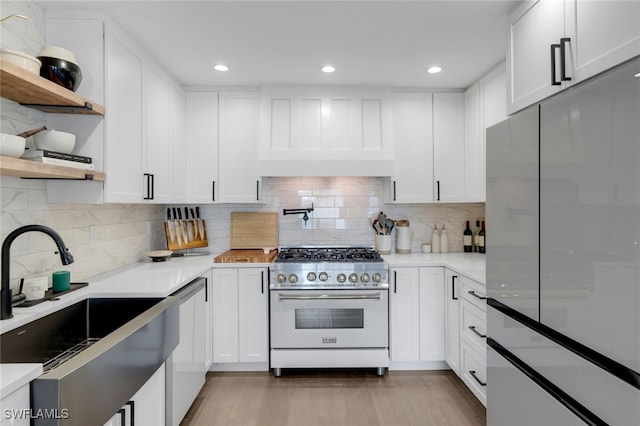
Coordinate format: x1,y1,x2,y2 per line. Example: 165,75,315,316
104,364,165,426
211,267,268,370
0,384,30,426
460,340,487,406
459,275,487,406
389,267,446,369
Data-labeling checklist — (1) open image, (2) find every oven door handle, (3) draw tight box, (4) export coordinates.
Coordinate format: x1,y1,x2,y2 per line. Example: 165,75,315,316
278,293,382,301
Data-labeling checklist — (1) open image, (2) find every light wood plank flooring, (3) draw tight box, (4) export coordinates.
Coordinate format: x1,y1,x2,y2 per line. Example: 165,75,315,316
181,369,485,426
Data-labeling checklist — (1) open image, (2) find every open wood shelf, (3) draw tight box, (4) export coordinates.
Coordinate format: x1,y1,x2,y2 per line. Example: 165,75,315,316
0,58,105,115
0,156,105,181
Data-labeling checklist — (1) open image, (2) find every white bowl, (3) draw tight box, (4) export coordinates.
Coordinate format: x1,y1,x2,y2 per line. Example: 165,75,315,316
0,48,41,74
33,130,76,154
36,45,79,65
0,133,26,158
147,250,173,262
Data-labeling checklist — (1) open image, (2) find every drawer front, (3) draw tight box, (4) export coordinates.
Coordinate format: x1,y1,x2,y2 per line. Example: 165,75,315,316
460,340,487,406
460,299,487,355
461,275,486,311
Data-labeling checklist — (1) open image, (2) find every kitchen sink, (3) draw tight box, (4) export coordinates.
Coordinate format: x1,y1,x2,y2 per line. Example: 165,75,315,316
0,296,179,426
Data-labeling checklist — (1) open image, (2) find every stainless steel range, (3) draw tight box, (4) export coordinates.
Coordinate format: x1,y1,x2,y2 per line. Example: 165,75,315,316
269,247,389,376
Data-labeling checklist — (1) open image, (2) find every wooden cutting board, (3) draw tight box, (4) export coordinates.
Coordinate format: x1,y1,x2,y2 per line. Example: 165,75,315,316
230,212,278,249
214,249,278,263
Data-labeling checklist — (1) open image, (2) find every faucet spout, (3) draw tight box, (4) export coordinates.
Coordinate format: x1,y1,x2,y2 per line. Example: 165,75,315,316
1,225,74,320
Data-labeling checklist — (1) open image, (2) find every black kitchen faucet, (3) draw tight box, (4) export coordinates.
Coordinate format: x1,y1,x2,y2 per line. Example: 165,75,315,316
1,225,74,320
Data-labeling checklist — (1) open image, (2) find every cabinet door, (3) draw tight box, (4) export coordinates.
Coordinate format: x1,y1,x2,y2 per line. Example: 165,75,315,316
419,267,445,361
566,0,640,84
218,92,261,203
389,268,420,362
211,268,239,363
132,364,165,426
205,270,213,370
507,0,566,114
1,385,30,426
433,93,466,202
171,87,187,203
186,92,218,203
143,66,173,203
238,268,268,363
104,35,144,203
390,93,434,203
464,82,483,202
444,269,460,374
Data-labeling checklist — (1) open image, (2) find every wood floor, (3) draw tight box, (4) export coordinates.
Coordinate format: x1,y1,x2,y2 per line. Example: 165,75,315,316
181,369,486,426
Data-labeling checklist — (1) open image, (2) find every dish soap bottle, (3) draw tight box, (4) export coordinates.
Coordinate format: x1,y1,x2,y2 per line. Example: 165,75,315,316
440,224,448,253
432,225,441,253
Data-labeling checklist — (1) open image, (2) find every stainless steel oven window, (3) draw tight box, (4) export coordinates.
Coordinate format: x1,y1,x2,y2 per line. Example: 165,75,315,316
294,308,364,329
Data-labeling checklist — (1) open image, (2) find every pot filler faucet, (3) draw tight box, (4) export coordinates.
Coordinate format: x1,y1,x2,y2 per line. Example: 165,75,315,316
1,225,74,320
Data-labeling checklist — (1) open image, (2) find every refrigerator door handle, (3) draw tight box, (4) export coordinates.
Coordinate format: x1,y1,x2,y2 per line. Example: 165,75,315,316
488,337,607,426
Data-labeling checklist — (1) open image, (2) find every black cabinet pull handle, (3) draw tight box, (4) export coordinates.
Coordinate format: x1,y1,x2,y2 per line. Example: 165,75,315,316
560,37,572,82
393,181,397,201
212,181,216,202
205,277,208,302
550,43,561,86
126,400,135,426
469,325,487,338
143,173,152,200
452,275,458,300
436,180,440,201
256,180,260,201
469,370,486,386
261,271,264,294
393,271,397,293
150,174,154,200
117,408,126,424
468,290,487,300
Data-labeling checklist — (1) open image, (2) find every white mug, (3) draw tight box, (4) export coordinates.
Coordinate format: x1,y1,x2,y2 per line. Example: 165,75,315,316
23,276,47,301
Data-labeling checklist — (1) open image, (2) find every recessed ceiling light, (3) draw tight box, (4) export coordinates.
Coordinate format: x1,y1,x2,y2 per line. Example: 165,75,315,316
322,66,336,73
427,66,442,74
634,72,640,78
214,64,229,72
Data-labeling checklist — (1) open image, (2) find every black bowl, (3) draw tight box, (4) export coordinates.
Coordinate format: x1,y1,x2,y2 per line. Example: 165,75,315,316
37,56,82,92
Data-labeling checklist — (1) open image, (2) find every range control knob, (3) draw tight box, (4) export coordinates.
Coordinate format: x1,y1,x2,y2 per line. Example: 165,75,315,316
277,274,287,284
319,272,329,282
348,273,359,283
372,273,382,283
360,273,370,283
288,274,298,284
337,273,347,283
307,272,317,282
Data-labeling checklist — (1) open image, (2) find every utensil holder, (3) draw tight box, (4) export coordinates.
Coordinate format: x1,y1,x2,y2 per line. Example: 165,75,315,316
375,234,392,255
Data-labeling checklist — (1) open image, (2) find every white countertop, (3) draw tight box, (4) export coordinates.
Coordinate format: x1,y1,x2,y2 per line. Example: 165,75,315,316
382,252,486,284
0,250,484,396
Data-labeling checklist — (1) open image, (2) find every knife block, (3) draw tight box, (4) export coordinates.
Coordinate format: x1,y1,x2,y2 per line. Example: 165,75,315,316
164,219,208,251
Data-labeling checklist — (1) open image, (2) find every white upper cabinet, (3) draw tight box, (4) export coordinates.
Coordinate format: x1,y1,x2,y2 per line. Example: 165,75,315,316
508,0,640,114
44,12,186,204
218,91,262,203
259,86,393,176
185,92,219,204
433,92,466,203
465,64,507,202
387,92,434,203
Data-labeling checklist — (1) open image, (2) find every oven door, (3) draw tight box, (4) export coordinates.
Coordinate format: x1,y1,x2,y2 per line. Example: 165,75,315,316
270,289,389,349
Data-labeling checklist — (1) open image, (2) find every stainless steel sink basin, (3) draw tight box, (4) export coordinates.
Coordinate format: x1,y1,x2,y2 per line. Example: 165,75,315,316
0,296,179,426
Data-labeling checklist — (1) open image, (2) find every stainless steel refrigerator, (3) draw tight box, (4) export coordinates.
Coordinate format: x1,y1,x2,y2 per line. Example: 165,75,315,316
486,56,640,425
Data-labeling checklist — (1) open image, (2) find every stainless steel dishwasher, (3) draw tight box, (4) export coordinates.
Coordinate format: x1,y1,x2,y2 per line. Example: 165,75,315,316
165,276,207,425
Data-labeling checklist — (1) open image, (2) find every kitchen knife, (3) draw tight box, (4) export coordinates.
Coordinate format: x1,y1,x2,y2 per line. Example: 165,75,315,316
177,208,188,245
185,207,194,241
173,207,182,248
196,206,205,240
166,208,176,244
190,207,198,239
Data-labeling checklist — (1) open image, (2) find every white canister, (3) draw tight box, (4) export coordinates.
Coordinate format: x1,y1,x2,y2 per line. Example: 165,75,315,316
23,276,47,301
396,225,413,254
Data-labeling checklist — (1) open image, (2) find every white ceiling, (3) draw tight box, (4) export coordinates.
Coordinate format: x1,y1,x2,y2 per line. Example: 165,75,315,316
38,0,522,89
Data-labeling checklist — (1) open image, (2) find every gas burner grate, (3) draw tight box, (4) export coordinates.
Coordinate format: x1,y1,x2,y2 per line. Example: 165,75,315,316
275,247,382,263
